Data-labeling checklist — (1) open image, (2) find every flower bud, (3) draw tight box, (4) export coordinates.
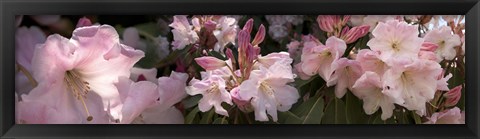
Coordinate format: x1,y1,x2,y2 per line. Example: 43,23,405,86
195,56,227,71
443,85,462,107
421,42,439,52
341,25,369,44
242,18,254,34
317,15,335,33
251,24,266,46
76,17,92,28
204,20,217,32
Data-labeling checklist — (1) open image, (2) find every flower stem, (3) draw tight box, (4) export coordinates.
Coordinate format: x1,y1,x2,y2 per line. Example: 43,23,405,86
226,64,240,85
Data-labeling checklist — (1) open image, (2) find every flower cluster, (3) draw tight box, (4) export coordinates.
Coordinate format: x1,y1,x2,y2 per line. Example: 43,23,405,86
15,15,465,124
187,19,299,121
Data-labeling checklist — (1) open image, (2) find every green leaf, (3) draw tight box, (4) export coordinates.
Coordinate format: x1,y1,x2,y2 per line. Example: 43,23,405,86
322,97,347,124
368,111,396,124
185,107,200,124
208,51,227,60
212,117,229,124
278,111,303,124
301,95,325,124
412,111,422,124
393,108,413,124
294,75,318,89
182,95,202,109
199,109,215,124
345,91,368,124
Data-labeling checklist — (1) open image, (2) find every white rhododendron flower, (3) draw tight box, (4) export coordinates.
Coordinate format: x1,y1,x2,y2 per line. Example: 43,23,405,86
186,71,233,116
382,59,442,116
424,26,461,61
239,61,299,122
213,16,238,52
301,36,346,86
367,20,423,64
352,71,396,120
170,15,199,50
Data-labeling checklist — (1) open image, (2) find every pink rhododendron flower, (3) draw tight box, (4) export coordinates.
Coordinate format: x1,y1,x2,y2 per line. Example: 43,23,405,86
114,77,159,124
424,26,461,61
256,52,292,68
443,85,462,107
367,20,423,64
239,62,299,122
15,26,46,95
301,36,346,85
287,40,301,58
424,107,465,124
213,16,238,52
230,87,254,113
18,25,145,123
170,15,199,50
355,49,388,76
382,59,442,116
186,71,233,116
294,62,312,80
352,71,396,120
330,58,363,98
134,71,188,124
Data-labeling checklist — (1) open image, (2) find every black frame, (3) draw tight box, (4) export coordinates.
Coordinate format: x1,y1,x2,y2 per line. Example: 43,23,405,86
1,0,479,138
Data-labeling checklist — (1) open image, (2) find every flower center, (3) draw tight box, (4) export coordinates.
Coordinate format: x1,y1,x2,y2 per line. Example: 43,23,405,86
206,83,220,94
260,82,274,96
391,42,400,51
64,70,93,122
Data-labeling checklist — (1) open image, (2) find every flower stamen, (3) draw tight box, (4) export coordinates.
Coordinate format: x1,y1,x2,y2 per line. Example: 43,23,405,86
64,70,93,121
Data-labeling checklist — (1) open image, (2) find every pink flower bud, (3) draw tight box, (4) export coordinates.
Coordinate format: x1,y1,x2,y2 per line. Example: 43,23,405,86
421,42,439,52
204,20,217,32
443,85,462,107
237,30,251,50
76,17,92,28
251,24,266,46
341,25,370,44
342,15,351,26
225,48,235,60
246,44,257,63
317,15,335,33
242,18,254,34
340,26,350,37
195,56,227,71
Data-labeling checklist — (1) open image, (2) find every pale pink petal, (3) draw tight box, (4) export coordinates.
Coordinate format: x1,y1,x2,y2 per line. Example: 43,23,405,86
116,77,159,124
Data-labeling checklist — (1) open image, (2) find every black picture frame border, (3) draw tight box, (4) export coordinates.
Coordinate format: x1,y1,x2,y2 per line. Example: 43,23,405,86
1,0,479,138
